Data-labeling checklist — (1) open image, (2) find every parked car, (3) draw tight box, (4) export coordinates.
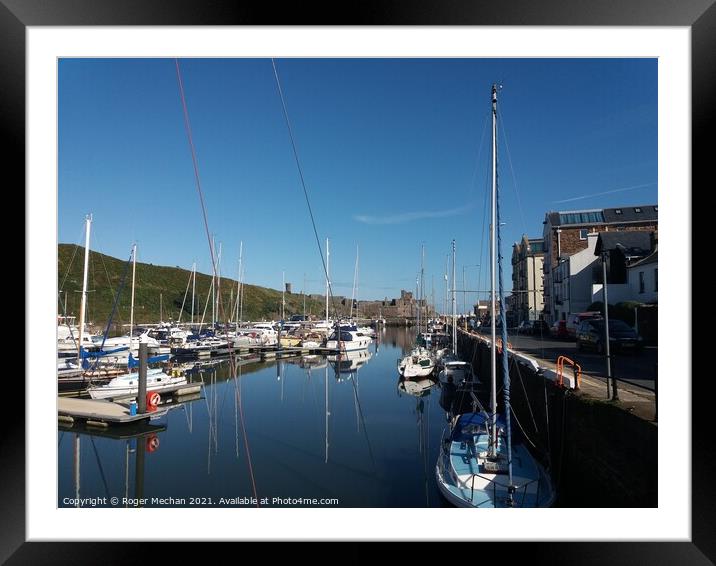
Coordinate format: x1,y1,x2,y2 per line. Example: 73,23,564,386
550,319,568,339
566,311,602,339
516,320,532,334
516,320,550,335
575,318,643,353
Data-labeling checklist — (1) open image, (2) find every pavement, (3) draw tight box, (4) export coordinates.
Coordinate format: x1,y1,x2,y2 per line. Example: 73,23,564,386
467,327,657,423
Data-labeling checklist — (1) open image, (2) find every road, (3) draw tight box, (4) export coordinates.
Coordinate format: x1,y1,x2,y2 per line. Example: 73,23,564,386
476,327,657,391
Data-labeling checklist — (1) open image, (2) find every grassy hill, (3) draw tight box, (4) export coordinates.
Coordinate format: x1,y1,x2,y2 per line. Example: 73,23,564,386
58,244,329,328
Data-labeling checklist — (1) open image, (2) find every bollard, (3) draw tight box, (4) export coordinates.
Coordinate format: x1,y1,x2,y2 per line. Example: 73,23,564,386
138,336,148,413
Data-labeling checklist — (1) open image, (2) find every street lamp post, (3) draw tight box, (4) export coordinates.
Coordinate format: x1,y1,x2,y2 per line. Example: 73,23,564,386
601,251,618,401
462,264,480,323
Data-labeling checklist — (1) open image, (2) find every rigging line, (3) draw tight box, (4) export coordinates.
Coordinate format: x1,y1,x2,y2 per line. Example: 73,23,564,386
175,59,219,283
177,264,193,323
510,355,539,435
477,134,491,308
93,233,124,326
91,252,133,374
270,59,339,314
465,114,490,201
497,106,528,237
59,228,83,292
509,404,537,449
347,366,377,471
89,436,112,500
175,60,259,506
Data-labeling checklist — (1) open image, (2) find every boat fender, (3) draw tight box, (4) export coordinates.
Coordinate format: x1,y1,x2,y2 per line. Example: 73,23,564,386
146,434,160,453
147,391,161,410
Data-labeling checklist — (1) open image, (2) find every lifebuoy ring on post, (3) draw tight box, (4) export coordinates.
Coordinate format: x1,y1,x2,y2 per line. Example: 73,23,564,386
146,434,160,452
147,391,161,410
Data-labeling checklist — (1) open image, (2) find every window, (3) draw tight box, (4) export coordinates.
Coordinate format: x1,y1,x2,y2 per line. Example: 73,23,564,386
654,268,658,292
579,229,588,240
639,271,645,293
615,209,623,215
634,207,642,213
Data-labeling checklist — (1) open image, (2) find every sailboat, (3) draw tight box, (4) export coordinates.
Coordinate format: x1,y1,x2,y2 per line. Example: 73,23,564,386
398,245,436,377
435,84,555,508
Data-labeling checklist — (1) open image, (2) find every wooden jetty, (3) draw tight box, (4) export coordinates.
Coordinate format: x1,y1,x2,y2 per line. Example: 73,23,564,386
58,397,169,426
57,382,201,426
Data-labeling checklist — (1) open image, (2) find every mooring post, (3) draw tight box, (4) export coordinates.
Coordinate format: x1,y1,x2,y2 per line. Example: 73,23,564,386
138,334,148,413
134,435,145,505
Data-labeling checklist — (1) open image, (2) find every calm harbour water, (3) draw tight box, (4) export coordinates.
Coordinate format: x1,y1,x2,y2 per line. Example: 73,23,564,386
58,326,457,508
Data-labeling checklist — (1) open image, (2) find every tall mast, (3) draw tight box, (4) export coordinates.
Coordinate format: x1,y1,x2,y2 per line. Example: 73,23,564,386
420,243,425,333
451,240,457,353
191,261,196,326
350,245,359,321
303,273,306,318
77,214,92,358
211,237,216,328
239,266,245,324
282,270,286,320
445,255,449,318
494,83,514,493
325,238,330,323
216,242,222,327
129,242,137,340
236,240,244,331
489,84,498,457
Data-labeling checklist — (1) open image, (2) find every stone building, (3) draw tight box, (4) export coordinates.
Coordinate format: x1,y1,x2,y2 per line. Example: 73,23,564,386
541,205,658,323
511,235,545,324
358,290,429,321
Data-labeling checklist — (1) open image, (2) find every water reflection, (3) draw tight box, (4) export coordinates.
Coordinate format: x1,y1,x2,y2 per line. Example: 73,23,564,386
59,327,458,507
59,419,168,508
397,375,437,507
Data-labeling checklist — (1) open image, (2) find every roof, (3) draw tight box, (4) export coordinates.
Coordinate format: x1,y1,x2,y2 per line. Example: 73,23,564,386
627,249,658,268
545,204,657,227
594,231,654,256
603,205,658,223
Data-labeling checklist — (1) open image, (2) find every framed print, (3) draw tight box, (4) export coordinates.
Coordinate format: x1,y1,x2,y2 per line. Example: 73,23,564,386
7,0,712,562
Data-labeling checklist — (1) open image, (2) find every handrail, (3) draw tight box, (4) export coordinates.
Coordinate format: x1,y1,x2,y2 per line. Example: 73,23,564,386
556,355,581,390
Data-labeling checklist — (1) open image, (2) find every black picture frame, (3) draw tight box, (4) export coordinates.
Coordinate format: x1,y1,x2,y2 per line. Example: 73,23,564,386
7,1,709,563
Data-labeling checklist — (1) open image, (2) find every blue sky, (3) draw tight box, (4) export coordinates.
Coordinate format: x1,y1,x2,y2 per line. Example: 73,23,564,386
58,58,657,312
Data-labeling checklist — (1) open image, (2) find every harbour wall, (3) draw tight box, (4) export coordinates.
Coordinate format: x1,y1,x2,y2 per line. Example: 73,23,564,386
457,330,657,507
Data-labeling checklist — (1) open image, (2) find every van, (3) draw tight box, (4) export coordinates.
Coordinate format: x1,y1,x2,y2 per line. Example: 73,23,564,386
565,312,602,338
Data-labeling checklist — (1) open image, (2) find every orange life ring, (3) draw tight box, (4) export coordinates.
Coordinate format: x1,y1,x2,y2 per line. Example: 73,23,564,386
146,434,160,452
147,391,161,410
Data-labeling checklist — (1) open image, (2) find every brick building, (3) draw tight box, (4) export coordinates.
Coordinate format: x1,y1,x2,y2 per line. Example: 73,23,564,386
542,205,658,323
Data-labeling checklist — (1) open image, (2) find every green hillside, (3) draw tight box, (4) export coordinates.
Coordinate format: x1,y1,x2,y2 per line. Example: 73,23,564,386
58,244,328,328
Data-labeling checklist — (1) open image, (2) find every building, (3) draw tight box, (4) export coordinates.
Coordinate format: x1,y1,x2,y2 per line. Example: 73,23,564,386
541,204,658,323
592,231,656,305
511,235,545,324
552,232,600,321
627,250,658,304
358,290,430,321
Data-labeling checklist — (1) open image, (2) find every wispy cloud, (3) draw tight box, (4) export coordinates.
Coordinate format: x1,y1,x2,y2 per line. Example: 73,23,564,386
553,182,656,204
353,204,471,225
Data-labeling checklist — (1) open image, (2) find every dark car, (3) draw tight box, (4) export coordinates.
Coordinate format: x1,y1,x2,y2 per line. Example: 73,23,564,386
529,320,551,336
516,320,550,336
575,318,643,353
516,321,532,334
550,320,568,339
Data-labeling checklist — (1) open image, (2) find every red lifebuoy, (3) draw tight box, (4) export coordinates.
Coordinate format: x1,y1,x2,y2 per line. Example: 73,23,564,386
147,391,161,410
146,434,160,452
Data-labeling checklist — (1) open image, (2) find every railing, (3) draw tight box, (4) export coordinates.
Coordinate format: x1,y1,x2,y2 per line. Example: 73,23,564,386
556,355,582,390
466,472,542,507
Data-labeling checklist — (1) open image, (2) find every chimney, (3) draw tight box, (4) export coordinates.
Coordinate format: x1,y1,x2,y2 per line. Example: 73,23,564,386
285,282,292,294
